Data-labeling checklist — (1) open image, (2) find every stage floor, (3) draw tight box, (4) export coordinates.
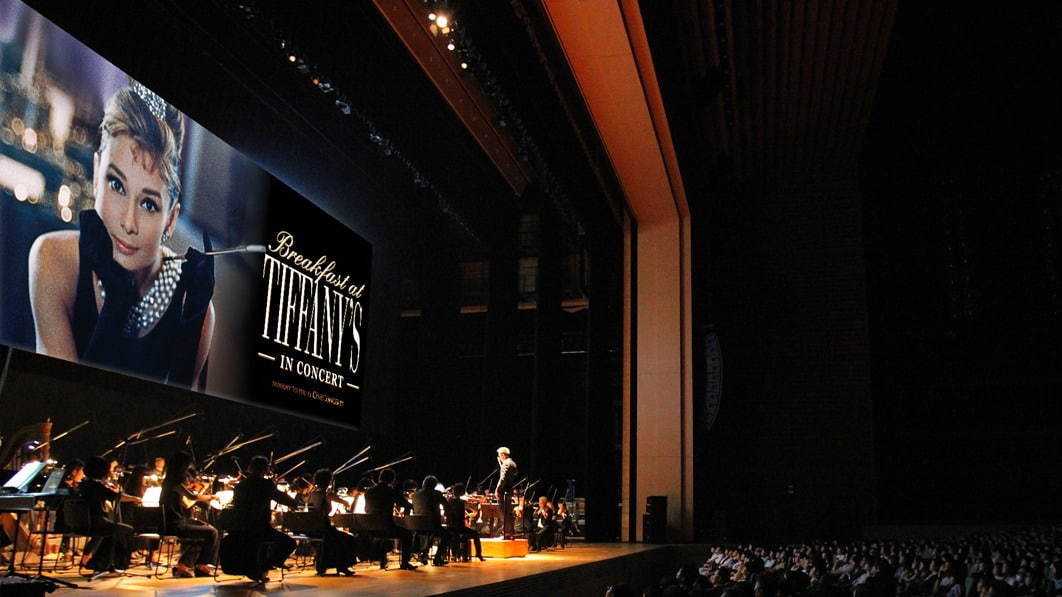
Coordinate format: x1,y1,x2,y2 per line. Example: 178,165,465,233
43,542,668,596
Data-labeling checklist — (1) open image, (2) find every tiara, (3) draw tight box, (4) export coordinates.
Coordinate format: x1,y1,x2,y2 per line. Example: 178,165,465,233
129,79,167,121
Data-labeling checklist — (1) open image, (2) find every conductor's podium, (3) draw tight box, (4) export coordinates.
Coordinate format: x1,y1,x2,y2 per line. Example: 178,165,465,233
480,537,529,558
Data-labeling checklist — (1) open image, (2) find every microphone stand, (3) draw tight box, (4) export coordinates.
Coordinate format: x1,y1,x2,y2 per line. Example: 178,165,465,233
102,412,199,457
367,452,414,473
475,469,498,493
334,445,372,474
274,439,324,465
34,420,91,451
333,456,369,477
202,432,275,470
276,460,306,482
126,429,178,446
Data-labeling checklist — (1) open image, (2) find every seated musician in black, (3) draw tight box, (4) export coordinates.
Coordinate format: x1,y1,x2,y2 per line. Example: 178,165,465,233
444,483,485,562
529,496,556,552
80,455,140,570
159,451,219,577
363,467,415,570
228,455,298,581
305,468,357,576
411,475,449,566
554,500,573,547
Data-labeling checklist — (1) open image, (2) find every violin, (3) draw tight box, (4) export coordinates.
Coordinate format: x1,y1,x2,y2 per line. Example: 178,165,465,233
180,476,217,511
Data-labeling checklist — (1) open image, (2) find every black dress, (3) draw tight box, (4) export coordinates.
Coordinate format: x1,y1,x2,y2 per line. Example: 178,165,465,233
79,479,133,570
71,209,212,388
159,474,219,567
224,476,297,573
305,490,357,573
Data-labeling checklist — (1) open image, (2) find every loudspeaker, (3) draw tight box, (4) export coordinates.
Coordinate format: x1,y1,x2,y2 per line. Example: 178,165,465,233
643,495,667,543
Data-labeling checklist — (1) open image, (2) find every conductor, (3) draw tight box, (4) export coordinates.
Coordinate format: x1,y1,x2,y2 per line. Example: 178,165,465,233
495,446,518,539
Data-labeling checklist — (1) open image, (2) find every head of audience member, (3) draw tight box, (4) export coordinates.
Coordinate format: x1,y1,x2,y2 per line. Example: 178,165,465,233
676,563,702,589
421,475,439,492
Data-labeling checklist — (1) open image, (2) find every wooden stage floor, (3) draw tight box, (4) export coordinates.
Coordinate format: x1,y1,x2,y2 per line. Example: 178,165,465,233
43,542,701,596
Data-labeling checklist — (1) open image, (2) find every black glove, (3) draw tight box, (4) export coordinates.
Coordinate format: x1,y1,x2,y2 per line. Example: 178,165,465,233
168,232,215,387
78,210,137,362
177,233,215,325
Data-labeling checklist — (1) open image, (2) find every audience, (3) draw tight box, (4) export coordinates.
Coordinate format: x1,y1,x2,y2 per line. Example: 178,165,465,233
605,526,1061,597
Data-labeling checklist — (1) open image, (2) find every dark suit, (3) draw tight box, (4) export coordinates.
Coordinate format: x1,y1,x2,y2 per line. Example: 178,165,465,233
228,476,298,570
363,483,412,566
444,496,482,559
496,458,518,538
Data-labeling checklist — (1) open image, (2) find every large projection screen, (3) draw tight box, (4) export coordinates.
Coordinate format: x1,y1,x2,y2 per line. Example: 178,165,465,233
0,1,370,427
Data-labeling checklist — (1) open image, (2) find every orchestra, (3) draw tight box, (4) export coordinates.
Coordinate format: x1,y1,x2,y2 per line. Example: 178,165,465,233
0,425,580,584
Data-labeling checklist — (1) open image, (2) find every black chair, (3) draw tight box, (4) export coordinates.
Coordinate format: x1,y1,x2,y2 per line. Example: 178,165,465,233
58,498,114,578
215,508,284,583
396,515,446,565
280,511,325,570
347,514,404,568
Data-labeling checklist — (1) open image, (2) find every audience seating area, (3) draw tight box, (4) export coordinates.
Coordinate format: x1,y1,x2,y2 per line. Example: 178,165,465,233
606,527,1062,597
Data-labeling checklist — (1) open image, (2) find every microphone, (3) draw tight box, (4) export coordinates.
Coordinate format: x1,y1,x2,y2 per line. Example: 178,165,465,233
163,245,267,261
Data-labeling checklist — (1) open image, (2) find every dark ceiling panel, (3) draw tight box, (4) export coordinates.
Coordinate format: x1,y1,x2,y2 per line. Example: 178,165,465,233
649,0,898,189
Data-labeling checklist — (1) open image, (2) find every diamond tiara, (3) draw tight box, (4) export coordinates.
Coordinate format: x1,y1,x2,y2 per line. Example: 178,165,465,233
129,80,167,121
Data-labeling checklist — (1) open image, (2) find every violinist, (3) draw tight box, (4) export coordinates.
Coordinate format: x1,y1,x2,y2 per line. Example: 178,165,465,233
290,475,313,510
412,475,448,566
54,459,86,558
159,451,219,577
305,468,357,576
79,455,140,570
227,455,298,582
554,500,573,548
529,496,555,552
62,459,85,490
146,456,165,488
444,483,485,562
363,468,415,570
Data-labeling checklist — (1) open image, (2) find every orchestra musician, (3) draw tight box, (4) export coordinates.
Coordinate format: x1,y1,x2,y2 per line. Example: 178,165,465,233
79,455,141,570
146,456,165,487
555,500,573,548
529,495,555,552
495,446,518,539
443,482,485,562
411,475,448,566
62,459,86,490
226,455,298,582
363,468,415,570
290,475,313,510
305,468,357,576
54,459,86,558
159,451,219,577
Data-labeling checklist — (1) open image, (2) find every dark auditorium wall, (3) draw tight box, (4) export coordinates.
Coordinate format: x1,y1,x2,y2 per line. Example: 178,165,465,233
696,177,876,542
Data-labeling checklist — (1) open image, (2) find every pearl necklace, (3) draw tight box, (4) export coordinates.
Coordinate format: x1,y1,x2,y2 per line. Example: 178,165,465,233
97,258,182,337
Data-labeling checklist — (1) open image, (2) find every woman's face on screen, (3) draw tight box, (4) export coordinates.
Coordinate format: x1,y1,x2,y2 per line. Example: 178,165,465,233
93,134,178,272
